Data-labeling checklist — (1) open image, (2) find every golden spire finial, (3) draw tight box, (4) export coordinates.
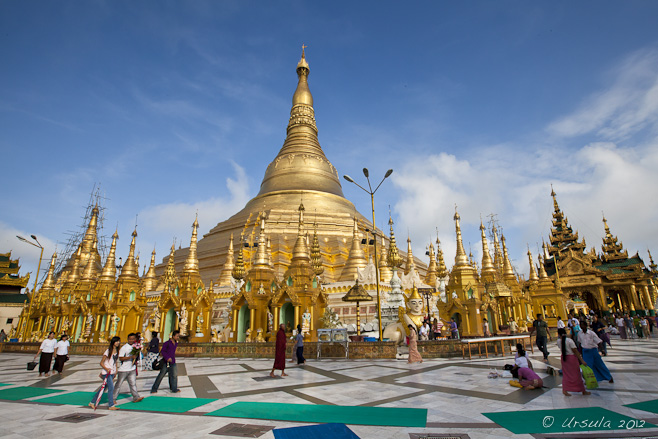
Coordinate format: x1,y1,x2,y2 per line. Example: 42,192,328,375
143,247,157,291
453,206,469,267
425,239,437,285
501,235,515,281
387,213,402,268
404,236,415,275
183,216,200,274
253,212,270,269
339,216,367,281
538,254,548,279
292,201,311,264
41,252,58,290
408,284,422,301
232,243,246,280
100,230,118,282
67,245,83,284
527,246,538,282
310,222,324,276
119,227,139,281
480,219,495,279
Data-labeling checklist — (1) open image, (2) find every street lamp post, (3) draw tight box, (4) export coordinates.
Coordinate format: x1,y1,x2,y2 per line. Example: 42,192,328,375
344,168,393,341
16,235,44,340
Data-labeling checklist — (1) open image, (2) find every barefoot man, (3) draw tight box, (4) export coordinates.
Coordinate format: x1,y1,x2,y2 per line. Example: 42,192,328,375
270,324,288,378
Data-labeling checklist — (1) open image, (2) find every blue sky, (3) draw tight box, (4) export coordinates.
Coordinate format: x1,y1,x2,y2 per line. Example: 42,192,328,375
2,1,658,284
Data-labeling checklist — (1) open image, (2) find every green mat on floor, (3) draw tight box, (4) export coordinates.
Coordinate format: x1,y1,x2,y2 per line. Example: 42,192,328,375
625,399,658,415
206,402,427,427
117,396,216,413
484,407,655,434
0,386,63,401
0,383,11,387
35,391,131,406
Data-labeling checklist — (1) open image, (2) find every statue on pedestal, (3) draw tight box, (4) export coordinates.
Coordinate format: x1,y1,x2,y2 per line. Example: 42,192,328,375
302,308,311,335
383,286,426,346
195,313,204,336
110,313,120,337
179,304,188,336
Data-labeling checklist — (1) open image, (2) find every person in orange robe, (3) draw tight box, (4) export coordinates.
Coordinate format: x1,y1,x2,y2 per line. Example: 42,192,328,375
270,324,288,377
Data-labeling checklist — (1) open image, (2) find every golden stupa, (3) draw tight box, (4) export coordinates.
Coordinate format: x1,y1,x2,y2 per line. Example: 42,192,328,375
160,47,373,285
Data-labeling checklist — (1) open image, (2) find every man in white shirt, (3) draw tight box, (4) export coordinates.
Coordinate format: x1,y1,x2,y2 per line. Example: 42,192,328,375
113,333,144,403
419,322,429,341
557,317,565,329
53,334,70,374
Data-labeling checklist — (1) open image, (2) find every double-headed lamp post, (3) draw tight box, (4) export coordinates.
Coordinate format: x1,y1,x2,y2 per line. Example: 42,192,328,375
344,168,393,341
16,234,44,340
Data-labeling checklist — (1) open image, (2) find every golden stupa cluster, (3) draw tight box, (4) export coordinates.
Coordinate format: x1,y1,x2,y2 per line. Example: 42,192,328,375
13,49,658,343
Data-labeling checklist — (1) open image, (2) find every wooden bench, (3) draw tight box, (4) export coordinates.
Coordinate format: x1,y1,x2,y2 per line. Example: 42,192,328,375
460,335,533,360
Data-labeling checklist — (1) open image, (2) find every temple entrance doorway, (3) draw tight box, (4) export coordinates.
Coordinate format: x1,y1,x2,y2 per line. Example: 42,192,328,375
280,302,294,332
73,314,83,342
163,308,176,341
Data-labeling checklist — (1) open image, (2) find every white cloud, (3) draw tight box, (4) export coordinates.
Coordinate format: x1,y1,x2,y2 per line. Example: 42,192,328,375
135,162,250,255
392,48,658,278
547,47,658,141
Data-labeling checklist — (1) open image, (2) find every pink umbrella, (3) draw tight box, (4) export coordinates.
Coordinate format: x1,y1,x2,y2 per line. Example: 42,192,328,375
93,375,108,410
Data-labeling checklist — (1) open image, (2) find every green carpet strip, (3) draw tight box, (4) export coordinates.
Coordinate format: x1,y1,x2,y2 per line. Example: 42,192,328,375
117,395,217,413
484,407,655,434
206,402,427,427
36,391,130,406
0,386,63,401
624,399,658,415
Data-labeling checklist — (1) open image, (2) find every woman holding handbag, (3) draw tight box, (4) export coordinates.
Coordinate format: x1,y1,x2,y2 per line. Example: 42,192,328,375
33,331,57,377
53,334,70,374
557,328,590,396
89,336,121,410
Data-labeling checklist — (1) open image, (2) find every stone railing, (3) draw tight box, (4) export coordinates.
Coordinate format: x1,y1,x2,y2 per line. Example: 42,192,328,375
0,338,507,359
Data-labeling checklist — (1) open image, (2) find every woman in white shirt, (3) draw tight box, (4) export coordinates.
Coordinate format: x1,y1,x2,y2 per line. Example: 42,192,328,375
89,336,121,410
53,334,70,374
578,321,613,383
33,331,57,377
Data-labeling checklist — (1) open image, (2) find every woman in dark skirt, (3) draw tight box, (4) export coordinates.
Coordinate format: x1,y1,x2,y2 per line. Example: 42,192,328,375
33,331,57,377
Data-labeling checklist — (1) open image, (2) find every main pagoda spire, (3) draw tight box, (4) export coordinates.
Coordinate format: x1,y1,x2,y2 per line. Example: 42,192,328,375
256,47,345,198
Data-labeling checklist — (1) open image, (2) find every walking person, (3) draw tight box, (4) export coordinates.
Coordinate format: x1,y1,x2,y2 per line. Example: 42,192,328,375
270,324,288,378
616,314,627,339
407,324,423,364
113,333,144,403
591,315,608,356
295,324,305,365
53,334,70,374
33,331,57,377
534,314,551,362
578,321,613,383
640,316,649,339
557,316,565,330
0,329,7,342
150,330,180,394
625,314,635,339
89,336,121,410
144,331,160,371
556,328,590,396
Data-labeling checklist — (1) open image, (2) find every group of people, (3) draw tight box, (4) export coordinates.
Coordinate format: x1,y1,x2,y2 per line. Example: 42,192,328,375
33,331,70,377
88,330,182,410
555,315,615,397
615,312,655,340
270,324,306,377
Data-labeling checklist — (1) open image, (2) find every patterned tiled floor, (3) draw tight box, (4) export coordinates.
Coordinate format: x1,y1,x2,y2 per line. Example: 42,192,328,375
1,336,658,438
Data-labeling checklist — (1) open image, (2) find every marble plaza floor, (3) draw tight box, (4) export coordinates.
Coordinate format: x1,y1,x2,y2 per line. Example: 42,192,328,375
2,336,658,439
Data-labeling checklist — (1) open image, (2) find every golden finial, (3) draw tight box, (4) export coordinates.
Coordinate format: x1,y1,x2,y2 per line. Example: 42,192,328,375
408,284,422,301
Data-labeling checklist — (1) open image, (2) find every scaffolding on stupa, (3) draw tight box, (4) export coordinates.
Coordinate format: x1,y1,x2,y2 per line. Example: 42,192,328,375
53,184,110,279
